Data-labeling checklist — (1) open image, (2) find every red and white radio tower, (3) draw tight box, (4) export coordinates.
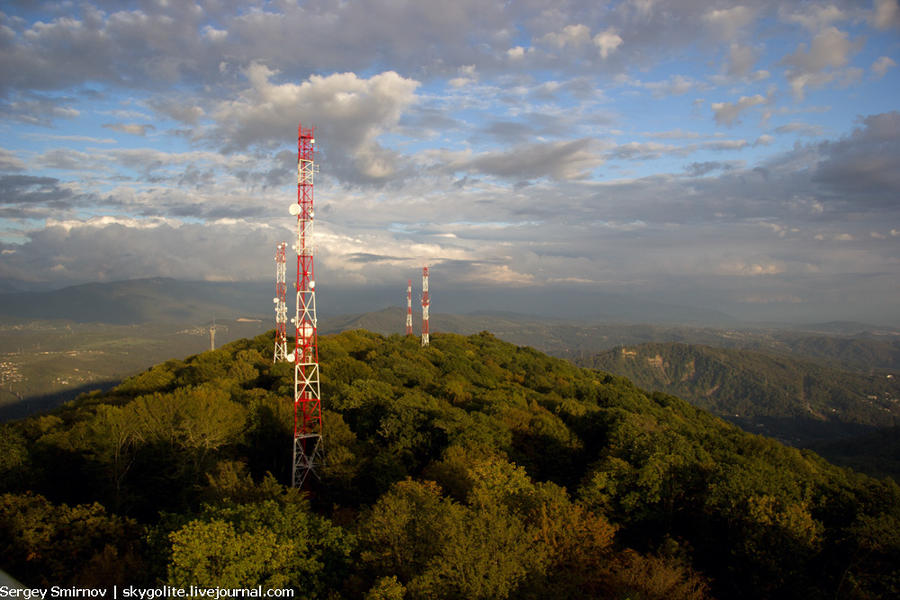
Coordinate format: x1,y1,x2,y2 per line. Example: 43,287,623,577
289,123,324,488
421,266,430,347
273,242,288,362
406,279,413,336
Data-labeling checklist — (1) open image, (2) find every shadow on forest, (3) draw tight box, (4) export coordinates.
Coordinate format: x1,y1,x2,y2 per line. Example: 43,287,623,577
0,380,120,422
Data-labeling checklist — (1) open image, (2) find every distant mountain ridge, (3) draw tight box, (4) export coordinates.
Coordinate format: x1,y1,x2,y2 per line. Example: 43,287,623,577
0,278,270,324
323,307,900,372
0,277,742,326
584,342,900,446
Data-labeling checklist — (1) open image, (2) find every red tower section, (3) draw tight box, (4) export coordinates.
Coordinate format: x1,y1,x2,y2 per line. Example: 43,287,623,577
291,123,323,488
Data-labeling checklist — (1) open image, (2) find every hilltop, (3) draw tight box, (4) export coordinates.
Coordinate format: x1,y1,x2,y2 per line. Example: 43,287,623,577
1,330,899,599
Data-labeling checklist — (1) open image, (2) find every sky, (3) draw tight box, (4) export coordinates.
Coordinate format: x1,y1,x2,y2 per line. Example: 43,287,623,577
0,0,899,326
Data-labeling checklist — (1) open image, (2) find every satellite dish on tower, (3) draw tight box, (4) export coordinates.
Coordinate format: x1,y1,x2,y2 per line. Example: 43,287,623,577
289,204,301,216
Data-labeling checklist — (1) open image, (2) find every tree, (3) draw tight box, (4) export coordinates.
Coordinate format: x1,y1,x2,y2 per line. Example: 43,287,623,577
0,492,144,587
168,484,353,596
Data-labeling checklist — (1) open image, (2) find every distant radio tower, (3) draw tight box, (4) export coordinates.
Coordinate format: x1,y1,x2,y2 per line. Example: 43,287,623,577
273,242,289,362
209,318,216,351
289,123,324,488
421,266,430,347
406,279,413,336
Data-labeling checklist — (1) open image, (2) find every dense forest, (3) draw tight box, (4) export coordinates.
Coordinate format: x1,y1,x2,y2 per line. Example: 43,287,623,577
2,330,899,599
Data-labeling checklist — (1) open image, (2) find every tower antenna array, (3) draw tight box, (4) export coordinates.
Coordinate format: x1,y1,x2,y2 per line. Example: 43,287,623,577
421,266,430,347
273,242,289,362
406,279,413,336
290,123,324,488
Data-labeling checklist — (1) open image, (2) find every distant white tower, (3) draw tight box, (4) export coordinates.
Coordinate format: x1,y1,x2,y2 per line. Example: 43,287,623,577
274,242,289,362
421,266,430,347
406,279,413,336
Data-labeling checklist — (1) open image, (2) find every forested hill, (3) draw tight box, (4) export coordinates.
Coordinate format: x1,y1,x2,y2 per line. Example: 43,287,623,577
583,342,900,445
2,330,899,599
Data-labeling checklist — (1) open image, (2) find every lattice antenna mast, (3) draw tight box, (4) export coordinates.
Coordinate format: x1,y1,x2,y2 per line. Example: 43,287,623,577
209,318,216,351
406,279,413,336
421,266,430,347
289,123,324,488
273,242,289,362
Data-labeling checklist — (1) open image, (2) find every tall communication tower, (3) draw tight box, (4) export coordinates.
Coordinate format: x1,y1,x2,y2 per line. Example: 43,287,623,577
421,266,430,347
273,242,289,362
406,279,413,336
209,318,216,351
289,123,324,488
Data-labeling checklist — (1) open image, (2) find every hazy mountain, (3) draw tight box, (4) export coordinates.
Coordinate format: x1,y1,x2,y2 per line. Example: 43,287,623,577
0,278,271,324
322,307,900,372
0,278,741,327
583,342,900,447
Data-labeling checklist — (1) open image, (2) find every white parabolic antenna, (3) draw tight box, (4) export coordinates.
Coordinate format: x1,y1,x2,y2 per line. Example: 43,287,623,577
286,352,295,362
289,203,301,216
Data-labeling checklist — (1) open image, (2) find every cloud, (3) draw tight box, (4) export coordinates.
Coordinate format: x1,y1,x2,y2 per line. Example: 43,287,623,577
482,121,537,143
22,134,117,144
871,0,900,29
610,141,681,160
148,97,206,124
775,122,825,137
0,175,84,219
0,5,214,95
703,6,756,40
0,2,898,325
0,93,80,126
0,149,26,172
102,123,156,136
593,28,623,59
711,94,768,126
739,294,803,304
811,111,900,204
717,261,784,276
0,217,281,284
779,4,846,31
541,24,592,48
784,27,854,72
872,56,897,78
209,65,420,183
684,161,740,177
782,27,859,99
641,74,697,97
507,46,526,59
727,43,758,77
446,138,605,181
449,65,478,88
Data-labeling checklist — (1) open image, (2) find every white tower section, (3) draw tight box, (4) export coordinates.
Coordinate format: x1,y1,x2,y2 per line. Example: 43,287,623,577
274,242,289,362
406,279,413,336
421,266,430,347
